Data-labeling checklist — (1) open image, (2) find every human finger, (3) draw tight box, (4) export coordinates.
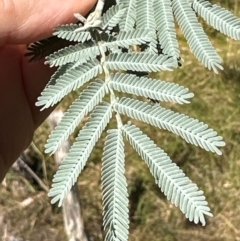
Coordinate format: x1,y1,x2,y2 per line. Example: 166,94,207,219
0,0,97,45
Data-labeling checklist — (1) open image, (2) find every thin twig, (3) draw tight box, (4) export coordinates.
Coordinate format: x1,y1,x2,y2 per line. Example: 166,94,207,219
74,0,105,31
17,155,49,193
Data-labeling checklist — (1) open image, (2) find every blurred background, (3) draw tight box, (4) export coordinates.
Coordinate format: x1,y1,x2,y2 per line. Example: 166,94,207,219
1,0,240,240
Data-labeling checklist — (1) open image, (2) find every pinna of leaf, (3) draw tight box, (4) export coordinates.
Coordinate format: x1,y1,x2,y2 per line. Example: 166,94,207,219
25,0,240,238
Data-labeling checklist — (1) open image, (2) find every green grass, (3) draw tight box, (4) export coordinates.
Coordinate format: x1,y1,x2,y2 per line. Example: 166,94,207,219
1,1,240,240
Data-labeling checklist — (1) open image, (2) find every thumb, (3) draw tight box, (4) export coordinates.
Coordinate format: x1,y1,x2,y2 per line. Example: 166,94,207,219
0,0,97,45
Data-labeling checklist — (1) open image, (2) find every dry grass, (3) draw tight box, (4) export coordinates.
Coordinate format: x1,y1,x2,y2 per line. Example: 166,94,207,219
1,1,240,240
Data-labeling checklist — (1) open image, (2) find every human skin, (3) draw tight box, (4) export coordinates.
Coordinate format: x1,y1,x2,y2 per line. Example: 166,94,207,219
0,0,97,181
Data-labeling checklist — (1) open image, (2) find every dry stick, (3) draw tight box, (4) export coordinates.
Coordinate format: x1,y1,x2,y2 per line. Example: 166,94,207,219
17,153,49,193
30,142,48,184
19,192,46,208
48,111,88,241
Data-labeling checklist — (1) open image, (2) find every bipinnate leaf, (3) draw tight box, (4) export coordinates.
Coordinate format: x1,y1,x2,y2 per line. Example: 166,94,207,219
115,98,225,154
192,0,240,40
172,0,223,73
122,123,213,225
110,73,194,104
119,0,136,31
106,53,176,72
154,0,180,59
36,60,102,110
48,102,112,207
45,41,100,67
45,80,107,154
102,129,129,241
53,23,91,42
101,4,127,31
